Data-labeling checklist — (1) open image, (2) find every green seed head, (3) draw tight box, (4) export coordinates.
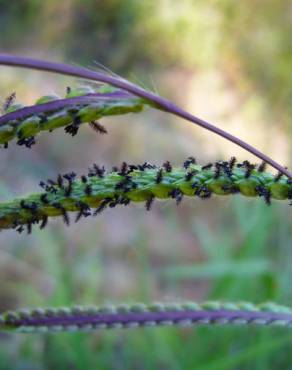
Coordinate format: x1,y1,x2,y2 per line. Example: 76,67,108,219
0,159,290,233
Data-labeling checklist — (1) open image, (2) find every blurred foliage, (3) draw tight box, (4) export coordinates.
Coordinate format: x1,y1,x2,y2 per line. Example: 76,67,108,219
219,0,292,130
0,0,291,369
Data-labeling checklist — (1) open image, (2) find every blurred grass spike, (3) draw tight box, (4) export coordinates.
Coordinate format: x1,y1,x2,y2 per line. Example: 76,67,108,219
0,159,290,233
2,301,292,333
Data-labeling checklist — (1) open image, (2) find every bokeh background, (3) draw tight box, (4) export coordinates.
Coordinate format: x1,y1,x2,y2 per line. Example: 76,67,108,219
0,1,291,369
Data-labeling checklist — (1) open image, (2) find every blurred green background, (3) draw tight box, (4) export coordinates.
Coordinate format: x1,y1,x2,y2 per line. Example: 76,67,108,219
0,0,291,369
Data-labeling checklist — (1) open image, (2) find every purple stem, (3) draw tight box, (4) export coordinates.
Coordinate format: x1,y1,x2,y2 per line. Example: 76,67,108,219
9,310,292,329
0,54,290,179
0,91,136,126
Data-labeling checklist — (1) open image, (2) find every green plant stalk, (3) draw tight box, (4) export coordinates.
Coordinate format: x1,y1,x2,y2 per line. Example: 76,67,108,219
0,162,290,231
0,86,146,145
2,301,292,333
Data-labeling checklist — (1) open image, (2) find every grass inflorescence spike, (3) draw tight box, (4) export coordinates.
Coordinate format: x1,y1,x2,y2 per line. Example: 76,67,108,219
0,158,291,233
2,301,292,333
0,86,147,147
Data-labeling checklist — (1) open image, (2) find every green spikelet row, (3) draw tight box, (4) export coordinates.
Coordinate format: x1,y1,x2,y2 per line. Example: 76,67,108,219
0,85,147,146
0,158,290,233
2,301,292,333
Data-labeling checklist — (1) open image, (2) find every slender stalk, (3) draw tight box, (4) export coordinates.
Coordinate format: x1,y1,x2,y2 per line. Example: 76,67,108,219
2,301,292,333
0,54,290,179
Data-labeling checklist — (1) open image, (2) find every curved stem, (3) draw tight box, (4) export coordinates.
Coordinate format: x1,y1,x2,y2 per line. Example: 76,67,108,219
0,54,290,179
